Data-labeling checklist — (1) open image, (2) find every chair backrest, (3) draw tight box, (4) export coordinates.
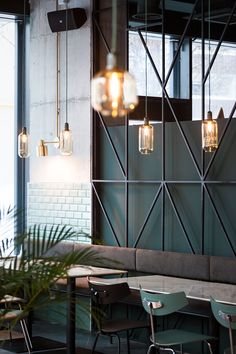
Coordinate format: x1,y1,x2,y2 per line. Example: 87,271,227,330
140,289,188,316
210,298,236,330
88,280,131,305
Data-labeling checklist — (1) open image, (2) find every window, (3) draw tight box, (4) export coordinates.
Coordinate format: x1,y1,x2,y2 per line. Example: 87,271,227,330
0,18,16,211
192,39,236,120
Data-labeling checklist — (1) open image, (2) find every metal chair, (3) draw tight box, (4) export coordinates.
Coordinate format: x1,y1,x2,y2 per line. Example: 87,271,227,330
140,289,214,354
0,295,32,353
211,297,236,354
88,279,149,354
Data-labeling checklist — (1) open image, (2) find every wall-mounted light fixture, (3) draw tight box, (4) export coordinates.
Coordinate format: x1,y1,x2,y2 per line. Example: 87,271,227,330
38,0,75,157
201,0,218,152
91,0,138,117
139,0,154,154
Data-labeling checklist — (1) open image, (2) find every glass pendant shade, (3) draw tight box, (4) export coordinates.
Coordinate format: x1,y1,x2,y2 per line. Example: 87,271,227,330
202,111,218,152
18,127,30,158
60,122,73,156
91,53,138,118
139,117,154,154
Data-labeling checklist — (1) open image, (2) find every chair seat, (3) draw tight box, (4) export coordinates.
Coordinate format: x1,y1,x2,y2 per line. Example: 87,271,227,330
0,309,25,321
101,319,148,333
151,329,214,347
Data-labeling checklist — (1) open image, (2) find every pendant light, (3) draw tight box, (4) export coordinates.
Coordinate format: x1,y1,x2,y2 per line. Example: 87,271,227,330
91,0,138,118
18,0,30,158
60,0,73,155
18,127,30,158
202,0,218,152
139,0,154,154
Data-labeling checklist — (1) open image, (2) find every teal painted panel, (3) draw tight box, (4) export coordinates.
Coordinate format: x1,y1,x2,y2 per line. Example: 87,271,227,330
128,183,162,249
97,124,125,180
206,119,236,181
128,123,162,181
167,184,202,253
205,184,236,256
96,183,126,246
165,121,201,181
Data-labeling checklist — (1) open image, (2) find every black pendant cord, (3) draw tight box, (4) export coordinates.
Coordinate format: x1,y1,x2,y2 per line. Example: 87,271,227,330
145,0,148,121
111,0,117,55
208,0,211,112
65,2,68,125
22,0,26,128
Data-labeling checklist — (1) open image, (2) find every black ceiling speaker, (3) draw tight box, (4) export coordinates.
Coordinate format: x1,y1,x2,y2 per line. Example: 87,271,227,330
47,8,87,32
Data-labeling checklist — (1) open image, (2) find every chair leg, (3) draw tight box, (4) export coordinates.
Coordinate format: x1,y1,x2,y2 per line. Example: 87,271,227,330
126,330,130,354
147,344,156,354
20,320,31,354
205,340,213,354
92,331,101,353
180,343,183,354
113,333,121,354
21,319,33,349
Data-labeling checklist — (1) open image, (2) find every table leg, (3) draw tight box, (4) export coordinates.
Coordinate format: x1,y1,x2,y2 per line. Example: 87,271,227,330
67,277,76,354
209,313,219,354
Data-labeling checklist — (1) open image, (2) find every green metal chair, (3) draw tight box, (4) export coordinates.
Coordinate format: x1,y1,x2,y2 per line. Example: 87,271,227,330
211,297,236,354
140,289,214,354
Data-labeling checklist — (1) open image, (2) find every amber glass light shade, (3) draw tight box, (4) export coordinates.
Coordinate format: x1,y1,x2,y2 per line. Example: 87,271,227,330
60,122,73,156
36,140,48,157
91,53,138,118
202,111,218,152
139,117,154,154
18,127,30,158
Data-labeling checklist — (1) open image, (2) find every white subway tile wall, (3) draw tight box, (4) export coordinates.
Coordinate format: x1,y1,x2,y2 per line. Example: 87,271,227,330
27,182,91,243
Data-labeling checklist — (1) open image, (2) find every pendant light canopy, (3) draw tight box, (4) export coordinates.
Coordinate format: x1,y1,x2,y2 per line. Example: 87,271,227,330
202,111,218,152
60,0,73,155
138,0,154,154
91,0,138,117
201,0,218,152
18,127,30,158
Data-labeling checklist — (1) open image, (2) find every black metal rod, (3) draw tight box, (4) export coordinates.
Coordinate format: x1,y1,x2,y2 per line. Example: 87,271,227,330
201,0,205,255
164,0,200,88
165,183,195,254
98,112,126,178
92,179,236,184
67,277,75,354
161,0,165,251
204,184,236,256
92,182,121,246
204,102,236,179
201,183,205,255
93,13,110,53
203,1,236,85
133,184,163,248
138,30,202,179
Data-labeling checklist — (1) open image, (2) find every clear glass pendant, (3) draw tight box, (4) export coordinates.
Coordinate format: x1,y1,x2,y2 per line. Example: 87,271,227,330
18,127,30,158
60,122,73,156
91,53,138,118
139,117,154,154
202,111,218,152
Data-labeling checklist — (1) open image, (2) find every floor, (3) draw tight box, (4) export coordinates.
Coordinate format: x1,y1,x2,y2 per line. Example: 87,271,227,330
0,320,149,354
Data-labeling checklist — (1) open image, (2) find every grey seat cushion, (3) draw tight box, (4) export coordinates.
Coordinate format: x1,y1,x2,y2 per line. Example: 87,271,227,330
210,256,236,284
136,249,210,281
73,243,136,271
